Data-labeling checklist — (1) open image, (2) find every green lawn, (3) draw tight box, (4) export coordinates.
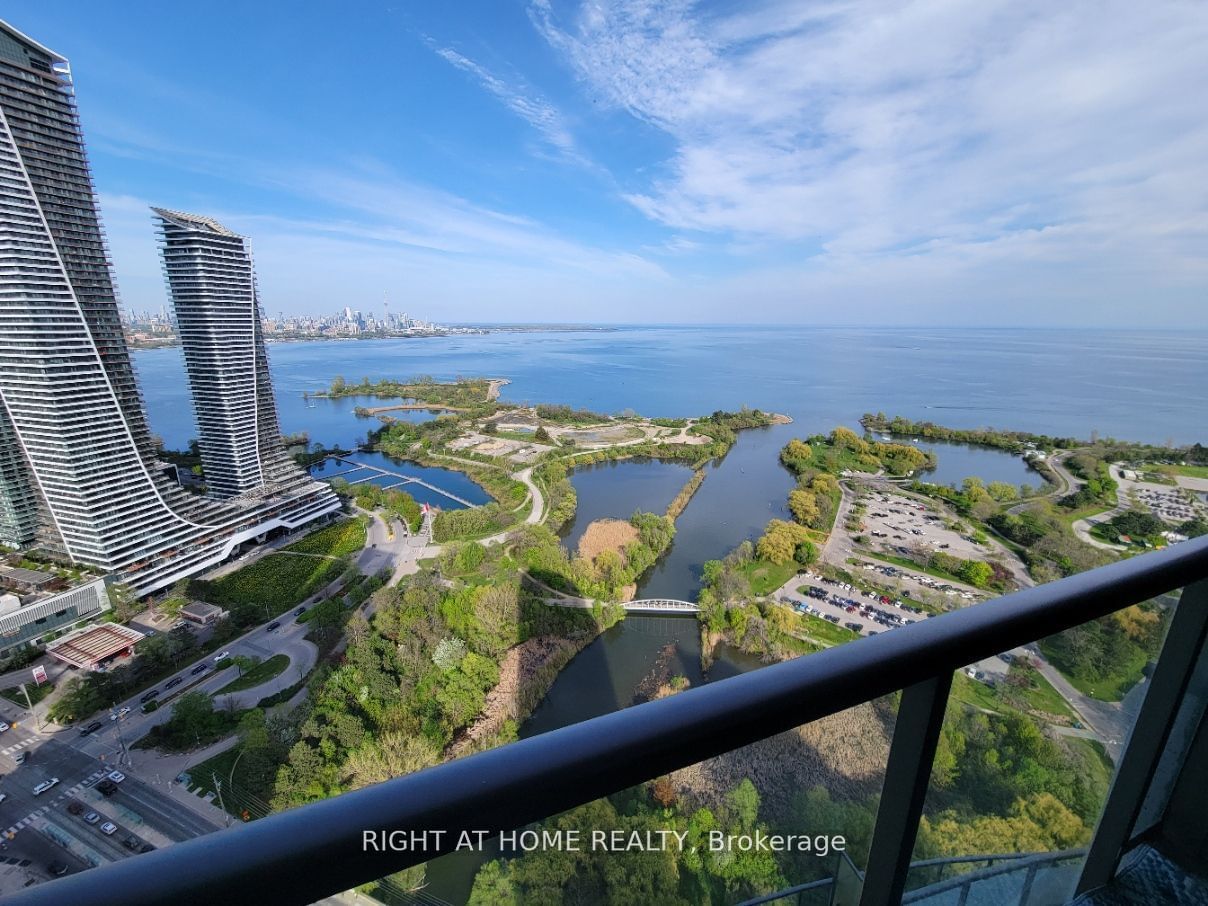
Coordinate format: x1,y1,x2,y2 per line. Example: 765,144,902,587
1159,463,1208,480
738,559,799,596
188,745,271,821
950,671,1001,712
1039,638,1150,702
792,609,859,646
283,518,367,558
859,551,969,587
216,654,291,694
951,668,1075,722
0,682,53,707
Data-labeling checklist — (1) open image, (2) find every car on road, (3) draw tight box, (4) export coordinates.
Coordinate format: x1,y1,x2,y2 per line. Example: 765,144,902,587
121,835,142,851
96,779,118,796
111,707,131,721
164,676,184,689
266,620,280,632
0,793,7,804
0,721,9,732
100,821,117,836
191,662,209,675
107,770,125,784
33,778,59,796
213,651,231,663
139,689,160,704
47,861,68,876
80,720,104,735
84,811,100,824
14,751,26,764
67,801,84,816
294,606,306,617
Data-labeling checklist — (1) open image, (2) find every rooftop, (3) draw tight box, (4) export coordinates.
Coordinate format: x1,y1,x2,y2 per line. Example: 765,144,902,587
44,622,144,669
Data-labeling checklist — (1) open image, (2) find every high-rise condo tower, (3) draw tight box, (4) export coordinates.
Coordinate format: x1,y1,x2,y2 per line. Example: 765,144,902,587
153,209,295,499
0,20,340,593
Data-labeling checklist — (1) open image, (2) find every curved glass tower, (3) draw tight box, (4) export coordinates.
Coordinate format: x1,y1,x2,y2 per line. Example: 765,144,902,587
0,20,340,593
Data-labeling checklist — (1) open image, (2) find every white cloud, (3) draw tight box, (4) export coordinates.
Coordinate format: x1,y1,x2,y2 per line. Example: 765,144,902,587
431,43,595,170
532,0,1208,311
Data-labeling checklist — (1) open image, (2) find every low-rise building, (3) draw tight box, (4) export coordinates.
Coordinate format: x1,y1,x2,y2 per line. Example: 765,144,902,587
0,577,112,661
179,601,229,626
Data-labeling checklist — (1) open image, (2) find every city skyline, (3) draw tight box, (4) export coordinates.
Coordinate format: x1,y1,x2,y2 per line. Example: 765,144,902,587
2,1,1205,327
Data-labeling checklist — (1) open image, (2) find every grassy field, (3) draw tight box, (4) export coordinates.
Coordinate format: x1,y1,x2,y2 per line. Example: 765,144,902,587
188,745,271,821
950,668,1075,722
1039,639,1149,702
283,518,367,558
858,551,970,588
738,559,799,596
217,655,291,694
792,609,860,646
0,682,54,707
951,671,1001,712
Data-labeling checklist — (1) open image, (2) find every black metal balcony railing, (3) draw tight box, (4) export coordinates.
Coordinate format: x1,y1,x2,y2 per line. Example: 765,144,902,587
7,536,1208,906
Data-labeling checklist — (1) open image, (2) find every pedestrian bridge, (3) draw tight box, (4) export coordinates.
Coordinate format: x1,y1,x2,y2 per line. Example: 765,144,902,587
545,597,698,615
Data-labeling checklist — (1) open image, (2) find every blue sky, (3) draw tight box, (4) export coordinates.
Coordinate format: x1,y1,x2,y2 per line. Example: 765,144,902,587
8,1,1208,325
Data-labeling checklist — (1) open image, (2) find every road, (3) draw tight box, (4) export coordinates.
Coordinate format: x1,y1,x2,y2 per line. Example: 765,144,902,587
0,727,219,880
72,615,319,762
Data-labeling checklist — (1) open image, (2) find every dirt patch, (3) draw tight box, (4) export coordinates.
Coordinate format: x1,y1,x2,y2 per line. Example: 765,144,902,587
577,518,639,561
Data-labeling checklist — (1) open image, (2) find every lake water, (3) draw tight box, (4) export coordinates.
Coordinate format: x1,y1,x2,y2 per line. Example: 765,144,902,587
133,327,1208,451
905,438,1040,488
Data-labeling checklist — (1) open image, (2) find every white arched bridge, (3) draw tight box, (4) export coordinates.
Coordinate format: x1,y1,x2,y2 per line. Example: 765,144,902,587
545,597,699,615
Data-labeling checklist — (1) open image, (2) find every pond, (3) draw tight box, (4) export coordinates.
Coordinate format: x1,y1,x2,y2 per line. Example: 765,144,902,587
559,459,694,554
308,450,490,509
894,437,1044,488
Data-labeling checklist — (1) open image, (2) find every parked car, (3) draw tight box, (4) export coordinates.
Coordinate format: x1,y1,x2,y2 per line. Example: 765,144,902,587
47,862,68,877
100,821,117,836
139,689,160,704
164,677,183,689
33,778,59,796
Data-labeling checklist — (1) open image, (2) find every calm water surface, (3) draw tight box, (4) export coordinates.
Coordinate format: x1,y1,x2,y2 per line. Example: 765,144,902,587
559,459,693,553
134,328,1208,450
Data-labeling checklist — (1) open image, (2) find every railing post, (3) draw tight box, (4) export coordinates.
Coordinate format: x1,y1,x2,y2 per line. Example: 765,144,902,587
1076,578,1208,894
858,673,952,906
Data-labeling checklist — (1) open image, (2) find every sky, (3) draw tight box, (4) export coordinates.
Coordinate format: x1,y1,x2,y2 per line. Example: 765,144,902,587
7,1,1208,326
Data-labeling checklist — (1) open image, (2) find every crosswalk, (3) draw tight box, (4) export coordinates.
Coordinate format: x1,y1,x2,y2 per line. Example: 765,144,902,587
4,769,106,838
0,737,36,756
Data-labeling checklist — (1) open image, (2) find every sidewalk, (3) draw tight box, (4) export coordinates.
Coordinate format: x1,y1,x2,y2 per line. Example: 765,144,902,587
126,736,239,827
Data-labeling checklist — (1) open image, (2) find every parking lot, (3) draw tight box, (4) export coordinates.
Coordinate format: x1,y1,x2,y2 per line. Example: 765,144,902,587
856,490,991,564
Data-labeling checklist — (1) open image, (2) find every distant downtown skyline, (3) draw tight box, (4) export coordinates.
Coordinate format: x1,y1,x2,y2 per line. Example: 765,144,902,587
1,2,1205,327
